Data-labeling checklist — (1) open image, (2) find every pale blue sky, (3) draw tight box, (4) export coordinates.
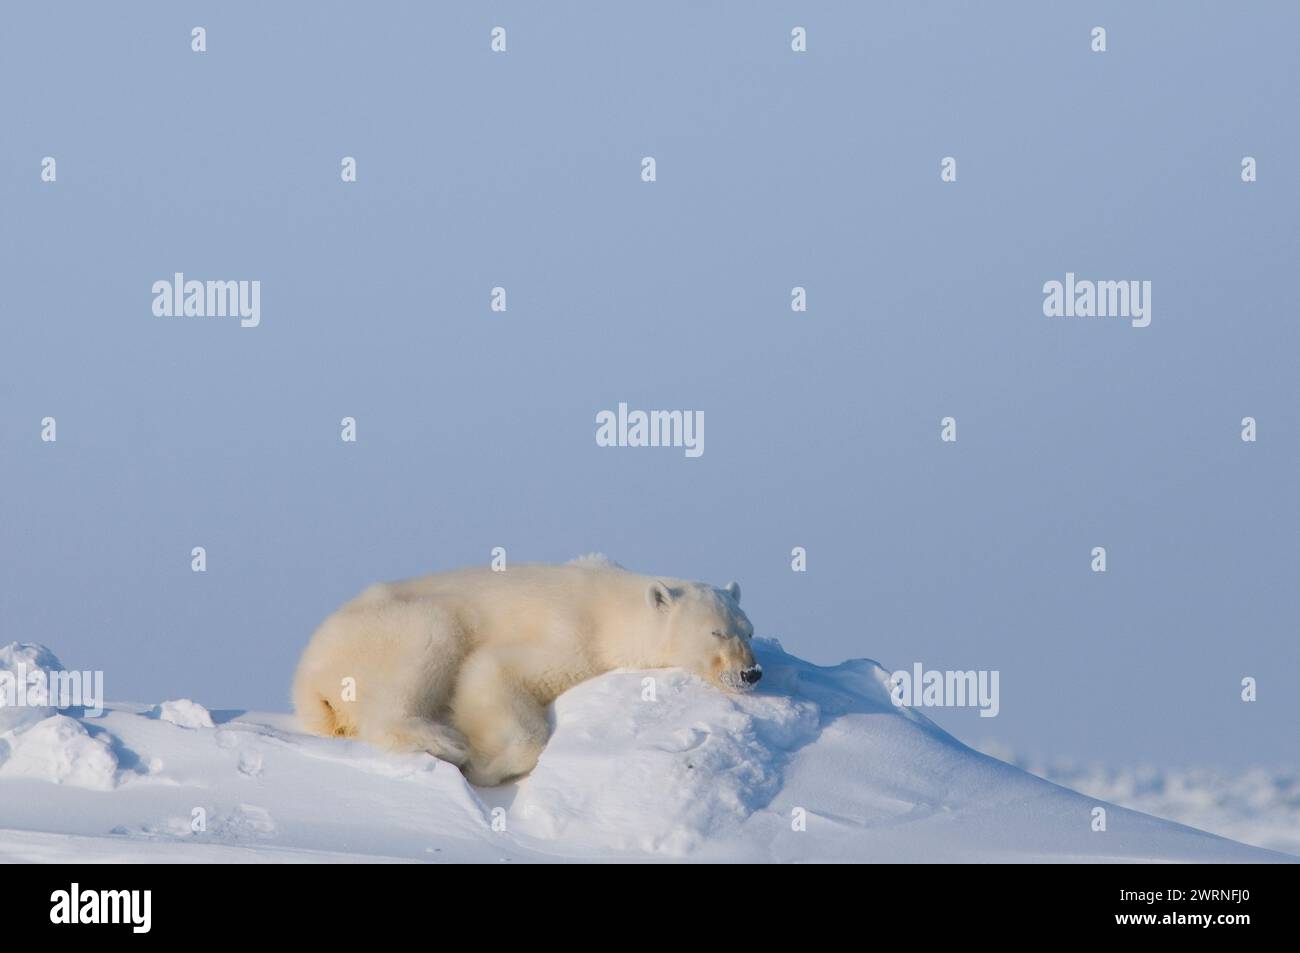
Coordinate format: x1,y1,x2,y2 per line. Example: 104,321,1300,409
1,2,1296,768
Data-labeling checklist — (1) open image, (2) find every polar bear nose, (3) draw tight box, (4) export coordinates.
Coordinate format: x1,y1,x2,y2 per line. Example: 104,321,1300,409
741,666,763,685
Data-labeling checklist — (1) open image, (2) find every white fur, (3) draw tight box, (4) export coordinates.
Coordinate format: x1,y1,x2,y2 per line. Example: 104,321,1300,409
292,561,756,786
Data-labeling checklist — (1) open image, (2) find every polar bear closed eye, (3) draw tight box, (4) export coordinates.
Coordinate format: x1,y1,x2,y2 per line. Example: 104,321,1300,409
647,578,761,691
291,560,761,786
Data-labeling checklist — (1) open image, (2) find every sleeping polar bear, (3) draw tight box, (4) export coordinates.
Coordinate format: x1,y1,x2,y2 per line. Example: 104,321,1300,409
291,556,760,786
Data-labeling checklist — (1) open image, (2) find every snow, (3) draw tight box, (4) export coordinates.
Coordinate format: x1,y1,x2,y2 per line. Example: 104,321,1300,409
975,742,1300,857
152,699,215,730
0,643,67,730
0,715,119,791
565,553,624,569
0,639,1292,863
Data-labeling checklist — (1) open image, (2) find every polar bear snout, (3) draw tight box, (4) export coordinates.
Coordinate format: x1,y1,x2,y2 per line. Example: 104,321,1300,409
720,663,763,692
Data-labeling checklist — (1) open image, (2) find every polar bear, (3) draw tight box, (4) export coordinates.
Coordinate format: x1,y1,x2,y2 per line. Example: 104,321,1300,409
291,557,760,786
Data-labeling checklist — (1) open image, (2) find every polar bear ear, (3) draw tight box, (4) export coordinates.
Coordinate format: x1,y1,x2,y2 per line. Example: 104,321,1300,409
647,581,674,611
723,581,741,605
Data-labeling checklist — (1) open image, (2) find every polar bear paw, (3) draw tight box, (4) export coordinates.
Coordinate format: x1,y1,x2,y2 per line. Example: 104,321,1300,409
463,742,544,787
370,718,470,766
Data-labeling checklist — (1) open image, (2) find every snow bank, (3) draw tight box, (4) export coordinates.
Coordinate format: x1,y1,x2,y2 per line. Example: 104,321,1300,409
975,742,1300,857
0,643,68,730
0,644,118,790
152,699,215,729
0,715,119,791
508,638,915,856
0,640,1292,863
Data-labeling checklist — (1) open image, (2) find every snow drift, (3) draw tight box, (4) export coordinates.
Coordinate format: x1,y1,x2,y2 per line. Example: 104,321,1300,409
978,744,1300,858
0,640,1291,863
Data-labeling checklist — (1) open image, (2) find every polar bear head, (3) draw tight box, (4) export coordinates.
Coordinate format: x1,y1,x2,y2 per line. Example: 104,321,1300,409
647,579,762,692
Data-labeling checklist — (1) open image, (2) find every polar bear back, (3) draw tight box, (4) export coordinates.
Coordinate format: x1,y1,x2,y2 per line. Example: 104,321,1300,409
348,562,679,658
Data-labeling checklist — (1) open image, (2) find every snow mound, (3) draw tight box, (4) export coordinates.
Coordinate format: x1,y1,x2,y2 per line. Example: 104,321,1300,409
152,699,214,729
0,714,119,791
0,643,120,791
511,665,819,854
509,638,904,856
0,643,71,730
0,640,1292,863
